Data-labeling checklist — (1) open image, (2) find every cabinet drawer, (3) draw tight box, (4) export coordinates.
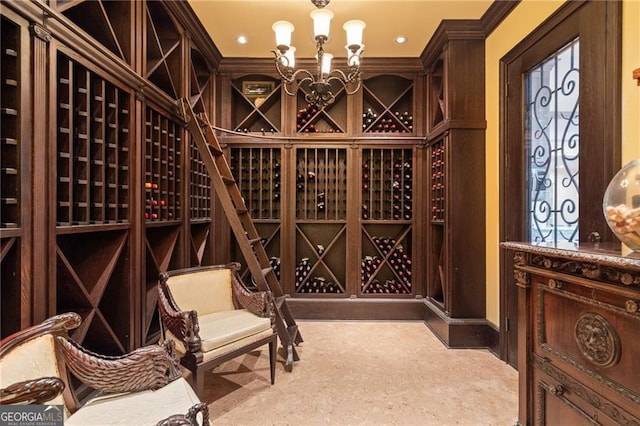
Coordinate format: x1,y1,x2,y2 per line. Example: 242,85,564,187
531,275,640,413
533,356,640,426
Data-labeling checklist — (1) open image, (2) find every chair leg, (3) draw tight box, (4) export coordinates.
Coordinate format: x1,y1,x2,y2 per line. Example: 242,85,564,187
269,336,277,385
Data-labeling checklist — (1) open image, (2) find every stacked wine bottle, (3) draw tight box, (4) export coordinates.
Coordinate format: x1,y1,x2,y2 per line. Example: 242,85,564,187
362,108,413,133
361,154,412,221
430,143,445,221
230,148,281,219
295,257,342,294
361,236,412,294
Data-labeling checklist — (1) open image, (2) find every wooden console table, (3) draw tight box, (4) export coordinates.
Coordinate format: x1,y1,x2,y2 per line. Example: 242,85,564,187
501,242,640,425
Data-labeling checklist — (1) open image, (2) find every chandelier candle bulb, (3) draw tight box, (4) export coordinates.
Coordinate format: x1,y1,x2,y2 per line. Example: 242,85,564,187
272,21,294,51
343,20,366,50
310,9,334,39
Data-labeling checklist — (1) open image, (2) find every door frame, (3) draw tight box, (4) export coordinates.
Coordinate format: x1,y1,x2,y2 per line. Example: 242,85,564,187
498,0,622,367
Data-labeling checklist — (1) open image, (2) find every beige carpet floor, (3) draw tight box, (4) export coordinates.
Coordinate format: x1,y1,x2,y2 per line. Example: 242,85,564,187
199,321,518,426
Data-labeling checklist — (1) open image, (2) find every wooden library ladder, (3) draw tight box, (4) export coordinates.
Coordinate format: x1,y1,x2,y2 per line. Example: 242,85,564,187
177,99,302,371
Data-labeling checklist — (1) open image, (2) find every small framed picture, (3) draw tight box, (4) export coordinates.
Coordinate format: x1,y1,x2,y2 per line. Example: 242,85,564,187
243,81,275,99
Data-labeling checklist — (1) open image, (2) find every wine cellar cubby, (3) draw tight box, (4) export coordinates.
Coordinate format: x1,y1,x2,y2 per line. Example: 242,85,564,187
1,16,20,229
296,79,347,134
362,75,414,134
145,1,182,99
361,148,413,221
296,148,347,220
230,147,283,283
144,108,181,223
56,53,131,226
231,76,281,134
1,13,22,338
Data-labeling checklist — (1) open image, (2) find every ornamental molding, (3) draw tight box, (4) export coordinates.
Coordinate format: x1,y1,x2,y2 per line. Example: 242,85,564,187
531,255,640,288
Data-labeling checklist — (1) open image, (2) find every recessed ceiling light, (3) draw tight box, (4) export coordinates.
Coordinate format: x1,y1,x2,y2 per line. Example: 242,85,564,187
237,35,248,45
395,36,407,44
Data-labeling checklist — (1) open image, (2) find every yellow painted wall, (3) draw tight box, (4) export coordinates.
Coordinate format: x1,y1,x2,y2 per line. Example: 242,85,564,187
484,0,640,326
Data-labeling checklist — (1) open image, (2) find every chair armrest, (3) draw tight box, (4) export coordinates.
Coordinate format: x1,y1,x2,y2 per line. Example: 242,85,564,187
155,402,210,426
231,271,275,319
157,275,202,353
56,338,182,394
0,377,65,405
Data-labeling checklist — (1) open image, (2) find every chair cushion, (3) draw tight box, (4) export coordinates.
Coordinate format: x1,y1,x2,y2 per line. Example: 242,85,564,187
0,334,65,408
167,268,235,315
198,309,271,353
65,377,204,426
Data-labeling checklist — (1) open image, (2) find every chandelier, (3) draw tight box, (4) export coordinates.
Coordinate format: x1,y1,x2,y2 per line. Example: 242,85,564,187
272,0,365,109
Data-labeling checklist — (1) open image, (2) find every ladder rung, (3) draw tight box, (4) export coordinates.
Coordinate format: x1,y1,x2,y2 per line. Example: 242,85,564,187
208,145,223,156
275,296,286,309
222,176,236,185
236,207,248,214
261,267,273,277
248,237,262,245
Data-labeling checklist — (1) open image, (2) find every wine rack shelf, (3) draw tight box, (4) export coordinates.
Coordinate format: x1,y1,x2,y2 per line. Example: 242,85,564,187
430,139,445,222
56,53,131,226
295,223,346,295
231,76,281,134
230,147,281,220
428,58,445,129
296,80,347,133
145,1,181,99
58,0,132,64
362,75,414,134
361,148,413,221
189,138,211,221
361,224,413,296
144,108,182,222
296,148,347,220
1,16,20,229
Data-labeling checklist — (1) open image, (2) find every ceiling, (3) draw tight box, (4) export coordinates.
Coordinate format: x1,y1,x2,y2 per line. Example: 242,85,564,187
187,0,494,60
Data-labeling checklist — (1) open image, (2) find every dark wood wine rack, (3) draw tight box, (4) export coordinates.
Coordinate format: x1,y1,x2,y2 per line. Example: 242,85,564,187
363,75,414,134
360,225,413,295
296,148,347,220
231,76,281,134
56,53,131,226
229,147,282,283
430,139,445,222
1,14,22,338
296,80,347,133
230,147,281,220
144,108,181,222
361,148,413,221
58,0,132,64
428,58,445,129
145,1,181,99
295,223,346,295
1,16,20,229
189,139,211,221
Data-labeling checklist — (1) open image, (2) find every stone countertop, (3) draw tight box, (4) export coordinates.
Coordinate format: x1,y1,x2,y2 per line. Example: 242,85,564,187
500,241,640,271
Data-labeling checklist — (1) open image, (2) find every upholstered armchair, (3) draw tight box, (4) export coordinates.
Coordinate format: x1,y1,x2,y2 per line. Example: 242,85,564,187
157,262,278,397
0,312,209,425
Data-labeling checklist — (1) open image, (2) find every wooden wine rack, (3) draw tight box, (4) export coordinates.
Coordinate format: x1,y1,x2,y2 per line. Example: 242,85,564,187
428,58,445,129
296,148,347,220
361,148,413,221
229,147,282,283
145,1,182,99
230,147,281,220
1,16,20,229
189,140,211,221
430,139,446,222
231,76,281,134
144,108,181,222
1,14,22,338
296,80,347,133
363,75,414,134
56,54,131,226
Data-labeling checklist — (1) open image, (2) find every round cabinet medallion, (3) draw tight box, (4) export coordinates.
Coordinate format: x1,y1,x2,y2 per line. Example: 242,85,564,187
574,312,621,367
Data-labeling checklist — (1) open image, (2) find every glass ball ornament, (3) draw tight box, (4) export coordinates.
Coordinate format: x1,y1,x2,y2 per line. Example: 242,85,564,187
603,159,640,251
